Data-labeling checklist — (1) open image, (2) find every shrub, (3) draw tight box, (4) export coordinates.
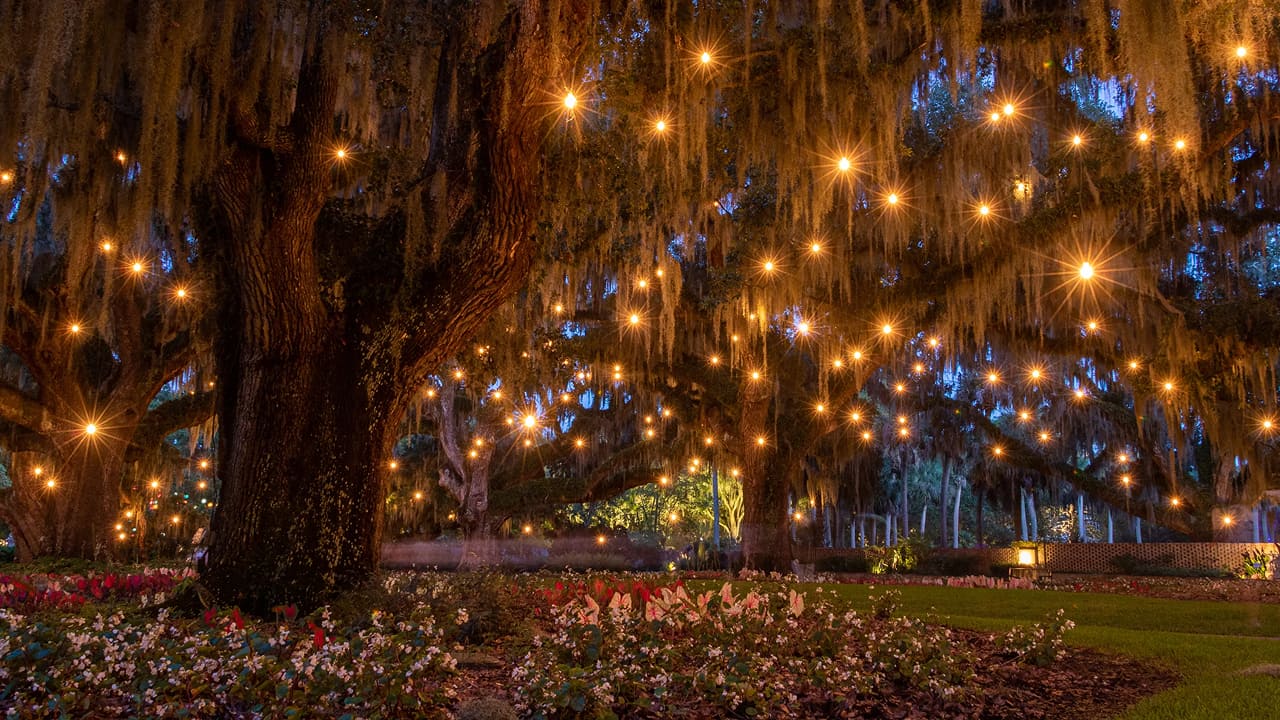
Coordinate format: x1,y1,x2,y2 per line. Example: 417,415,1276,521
814,553,870,573
921,551,991,577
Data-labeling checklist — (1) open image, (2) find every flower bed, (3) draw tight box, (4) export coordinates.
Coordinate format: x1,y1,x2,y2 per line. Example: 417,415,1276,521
515,582,1070,718
0,569,1179,719
0,567,196,611
0,603,457,718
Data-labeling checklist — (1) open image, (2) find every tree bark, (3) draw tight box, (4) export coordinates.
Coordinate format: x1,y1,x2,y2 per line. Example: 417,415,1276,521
738,375,792,572
203,341,394,613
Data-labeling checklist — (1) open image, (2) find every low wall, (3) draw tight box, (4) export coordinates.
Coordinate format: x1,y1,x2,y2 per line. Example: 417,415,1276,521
810,542,1277,575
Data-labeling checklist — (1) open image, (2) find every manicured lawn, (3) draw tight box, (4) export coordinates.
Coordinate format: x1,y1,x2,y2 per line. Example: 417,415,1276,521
813,583,1280,720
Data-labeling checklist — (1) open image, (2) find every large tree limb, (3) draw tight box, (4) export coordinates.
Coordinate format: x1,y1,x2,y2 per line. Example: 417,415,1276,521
130,391,216,453
0,380,53,434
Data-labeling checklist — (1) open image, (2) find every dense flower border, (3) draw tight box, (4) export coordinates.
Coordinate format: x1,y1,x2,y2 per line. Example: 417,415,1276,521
0,568,196,611
0,571,1073,719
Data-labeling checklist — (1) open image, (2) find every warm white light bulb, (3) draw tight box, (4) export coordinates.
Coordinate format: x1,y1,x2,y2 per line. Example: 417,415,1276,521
563,92,577,110
1079,261,1095,280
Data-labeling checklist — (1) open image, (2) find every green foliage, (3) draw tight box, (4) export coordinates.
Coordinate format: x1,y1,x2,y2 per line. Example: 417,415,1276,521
865,532,932,574
1236,547,1277,580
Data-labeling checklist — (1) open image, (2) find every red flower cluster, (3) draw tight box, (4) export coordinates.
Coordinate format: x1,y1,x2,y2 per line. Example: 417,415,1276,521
540,577,685,609
0,569,191,611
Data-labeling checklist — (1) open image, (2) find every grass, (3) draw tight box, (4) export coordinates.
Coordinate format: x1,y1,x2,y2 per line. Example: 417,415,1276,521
811,583,1280,720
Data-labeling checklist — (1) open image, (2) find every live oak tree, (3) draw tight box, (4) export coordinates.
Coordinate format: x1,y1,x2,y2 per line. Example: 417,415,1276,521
0,212,212,561
5,0,1280,607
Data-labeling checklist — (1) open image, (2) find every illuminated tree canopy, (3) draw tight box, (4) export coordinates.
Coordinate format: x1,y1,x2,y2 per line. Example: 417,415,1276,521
2,0,1278,606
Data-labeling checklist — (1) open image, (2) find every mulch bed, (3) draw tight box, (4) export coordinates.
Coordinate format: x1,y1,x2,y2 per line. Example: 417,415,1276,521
1040,575,1280,604
451,628,1178,720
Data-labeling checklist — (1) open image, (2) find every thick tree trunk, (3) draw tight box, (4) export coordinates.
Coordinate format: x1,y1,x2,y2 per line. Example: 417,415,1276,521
738,375,792,572
53,436,131,558
740,457,793,572
204,340,393,613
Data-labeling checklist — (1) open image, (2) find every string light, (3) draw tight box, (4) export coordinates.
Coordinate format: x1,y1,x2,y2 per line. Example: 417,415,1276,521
522,414,537,429
1078,262,1095,280
709,355,720,365
658,475,669,486
1173,139,1187,151
1137,131,1151,144
814,403,825,413
0,171,12,184
84,423,98,436
413,491,424,501
750,370,761,381
100,241,113,252
880,323,893,335
1002,103,1015,116
574,437,585,448
562,91,577,110
1071,134,1083,147
894,382,906,393
388,460,399,470
885,192,899,206
1117,453,1129,463
1236,45,1248,59
861,430,872,440
1127,359,1141,371
851,350,864,361
837,156,851,172
986,371,999,384
45,478,56,489
755,435,767,446
977,203,991,217
795,320,811,335
992,446,1004,456
850,410,862,422
1221,515,1233,527
628,313,641,325
69,323,81,334
654,119,667,133
523,524,533,534
115,151,128,164
334,148,348,160
174,286,189,300
927,337,939,348
1038,430,1051,443
809,241,822,254
1170,497,1181,507
1018,410,1031,422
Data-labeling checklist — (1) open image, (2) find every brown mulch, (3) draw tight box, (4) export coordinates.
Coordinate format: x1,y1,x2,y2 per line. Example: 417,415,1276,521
448,629,1178,720
1039,575,1280,604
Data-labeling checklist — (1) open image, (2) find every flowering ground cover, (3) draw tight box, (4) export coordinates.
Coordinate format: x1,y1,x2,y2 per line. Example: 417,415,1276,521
0,568,1209,719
